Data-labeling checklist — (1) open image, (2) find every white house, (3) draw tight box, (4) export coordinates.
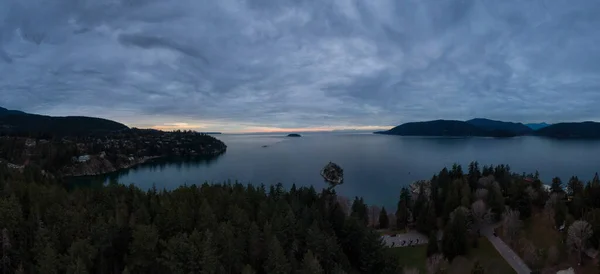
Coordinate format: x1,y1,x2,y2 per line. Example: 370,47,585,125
77,155,91,162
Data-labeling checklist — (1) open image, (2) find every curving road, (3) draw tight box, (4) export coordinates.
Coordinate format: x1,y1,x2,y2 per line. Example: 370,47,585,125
482,225,532,274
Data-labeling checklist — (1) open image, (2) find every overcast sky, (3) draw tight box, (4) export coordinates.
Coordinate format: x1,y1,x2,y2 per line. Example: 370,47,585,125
1,0,599,132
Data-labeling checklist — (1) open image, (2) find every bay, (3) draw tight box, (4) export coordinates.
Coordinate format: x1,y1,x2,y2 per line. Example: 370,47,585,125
72,133,600,209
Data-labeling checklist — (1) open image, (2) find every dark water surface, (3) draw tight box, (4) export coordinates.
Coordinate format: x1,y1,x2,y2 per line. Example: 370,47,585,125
72,133,600,209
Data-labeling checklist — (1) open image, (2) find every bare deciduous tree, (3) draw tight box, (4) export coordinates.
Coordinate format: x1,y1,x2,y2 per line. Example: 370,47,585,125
448,256,472,274
546,245,559,266
478,176,495,188
387,214,397,230
545,193,561,209
502,209,522,246
567,220,592,265
336,196,351,216
475,188,489,201
426,253,447,274
520,239,540,267
451,206,473,232
525,186,538,201
368,205,381,228
471,200,492,231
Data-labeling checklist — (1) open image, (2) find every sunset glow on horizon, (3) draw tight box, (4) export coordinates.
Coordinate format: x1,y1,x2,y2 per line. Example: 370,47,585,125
145,122,392,134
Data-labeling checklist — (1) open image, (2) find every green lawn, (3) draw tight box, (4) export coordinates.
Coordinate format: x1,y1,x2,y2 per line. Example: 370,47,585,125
387,244,427,273
468,238,516,274
387,238,515,274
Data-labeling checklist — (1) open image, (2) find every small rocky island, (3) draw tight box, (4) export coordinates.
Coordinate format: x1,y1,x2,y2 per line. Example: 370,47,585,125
287,133,302,137
321,161,344,190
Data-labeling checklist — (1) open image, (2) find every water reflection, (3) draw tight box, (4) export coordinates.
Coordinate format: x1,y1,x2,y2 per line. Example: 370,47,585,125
67,154,224,188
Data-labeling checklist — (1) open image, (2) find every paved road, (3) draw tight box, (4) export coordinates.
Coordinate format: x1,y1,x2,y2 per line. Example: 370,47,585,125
383,225,532,274
482,225,532,274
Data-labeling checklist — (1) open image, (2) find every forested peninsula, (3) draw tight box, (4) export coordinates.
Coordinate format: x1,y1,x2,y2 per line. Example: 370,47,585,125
0,107,226,177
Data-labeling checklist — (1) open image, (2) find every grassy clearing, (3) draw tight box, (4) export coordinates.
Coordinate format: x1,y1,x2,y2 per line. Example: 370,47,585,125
468,238,516,274
388,244,427,273
522,213,564,251
387,238,514,274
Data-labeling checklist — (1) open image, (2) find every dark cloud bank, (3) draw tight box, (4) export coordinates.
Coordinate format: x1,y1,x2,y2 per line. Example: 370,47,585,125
1,0,599,131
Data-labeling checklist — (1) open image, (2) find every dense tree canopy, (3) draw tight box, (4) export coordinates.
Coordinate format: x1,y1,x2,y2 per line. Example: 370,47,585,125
0,166,397,274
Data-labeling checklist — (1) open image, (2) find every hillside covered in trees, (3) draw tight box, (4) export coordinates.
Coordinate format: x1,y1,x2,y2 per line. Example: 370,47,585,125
0,106,227,177
534,121,600,139
376,118,600,139
0,165,400,274
0,129,227,176
0,107,128,137
393,162,600,273
466,118,533,135
375,120,519,137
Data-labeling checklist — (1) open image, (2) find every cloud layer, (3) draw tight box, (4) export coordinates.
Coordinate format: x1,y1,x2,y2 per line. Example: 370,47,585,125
1,0,599,132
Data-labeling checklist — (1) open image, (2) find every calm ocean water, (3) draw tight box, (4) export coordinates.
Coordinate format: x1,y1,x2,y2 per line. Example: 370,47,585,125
72,133,600,209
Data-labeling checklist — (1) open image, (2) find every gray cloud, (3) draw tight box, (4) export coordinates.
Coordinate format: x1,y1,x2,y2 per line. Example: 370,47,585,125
1,0,599,131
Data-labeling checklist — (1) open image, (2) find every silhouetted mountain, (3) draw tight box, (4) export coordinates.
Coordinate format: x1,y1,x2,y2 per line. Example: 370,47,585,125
375,120,517,137
0,107,26,116
534,122,600,139
0,106,129,137
466,118,532,135
526,122,550,130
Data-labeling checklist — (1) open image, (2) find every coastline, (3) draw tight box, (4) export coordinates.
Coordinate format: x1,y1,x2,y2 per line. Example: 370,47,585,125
65,155,165,177
65,148,226,178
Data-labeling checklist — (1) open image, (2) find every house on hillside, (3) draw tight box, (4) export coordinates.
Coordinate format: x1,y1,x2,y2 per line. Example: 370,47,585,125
25,139,36,147
77,155,90,162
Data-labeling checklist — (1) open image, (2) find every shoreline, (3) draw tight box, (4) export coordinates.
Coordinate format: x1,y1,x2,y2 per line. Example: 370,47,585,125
65,155,165,177
65,150,226,178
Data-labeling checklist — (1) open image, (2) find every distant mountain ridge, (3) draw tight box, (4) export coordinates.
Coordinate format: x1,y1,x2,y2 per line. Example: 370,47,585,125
466,118,532,135
0,106,129,137
533,122,600,139
0,107,26,116
376,118,600,139
375,120,518,137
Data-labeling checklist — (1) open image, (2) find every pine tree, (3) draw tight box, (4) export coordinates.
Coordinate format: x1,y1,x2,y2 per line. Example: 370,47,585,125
36,245,59,274
247,222,261,269
426,231,439,257
128,224,159,272
200,230,217,274
241,264,256,274
379,207,389,229
551,177,563,193
442,209,468,261
396,188,411,229
300,250,324,274
197,200,217,233
264,236,290,274
468,161,481,191
350,198,368,226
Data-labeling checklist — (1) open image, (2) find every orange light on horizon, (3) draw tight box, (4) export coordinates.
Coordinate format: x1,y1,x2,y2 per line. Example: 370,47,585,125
232,125,392,134
151,122,207,131
138,121,392,134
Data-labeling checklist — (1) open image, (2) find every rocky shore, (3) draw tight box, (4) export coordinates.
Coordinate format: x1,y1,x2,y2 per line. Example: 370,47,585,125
62,155,163,177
